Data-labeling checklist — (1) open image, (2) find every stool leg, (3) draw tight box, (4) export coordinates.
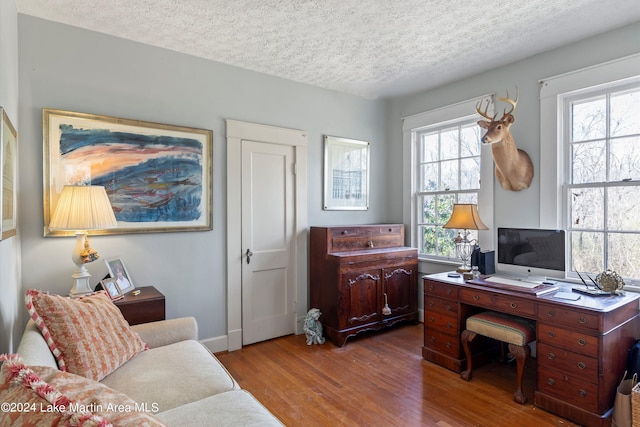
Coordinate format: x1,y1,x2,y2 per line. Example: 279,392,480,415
460,330,476,381
508,343,530,404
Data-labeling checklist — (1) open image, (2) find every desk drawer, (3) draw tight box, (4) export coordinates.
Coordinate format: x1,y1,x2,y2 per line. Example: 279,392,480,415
459,288,535,317
538,303,600,332
537,342,599,381
425,296,457,315
538,366,599,412
538,322,598,357
425,311,458,335
424,280,459,299
424,327,461,358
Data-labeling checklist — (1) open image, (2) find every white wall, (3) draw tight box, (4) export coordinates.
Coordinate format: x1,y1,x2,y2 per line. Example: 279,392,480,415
0,0,22,354
16,15,389,344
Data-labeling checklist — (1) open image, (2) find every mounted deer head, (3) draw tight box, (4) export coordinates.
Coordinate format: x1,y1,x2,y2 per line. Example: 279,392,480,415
476,88,533,191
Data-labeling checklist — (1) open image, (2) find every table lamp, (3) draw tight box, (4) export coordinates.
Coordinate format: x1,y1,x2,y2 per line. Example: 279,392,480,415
443,203,488,272
49,185,118,297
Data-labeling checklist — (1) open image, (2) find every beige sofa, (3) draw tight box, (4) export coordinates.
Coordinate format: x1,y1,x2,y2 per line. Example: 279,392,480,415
15,317,284,426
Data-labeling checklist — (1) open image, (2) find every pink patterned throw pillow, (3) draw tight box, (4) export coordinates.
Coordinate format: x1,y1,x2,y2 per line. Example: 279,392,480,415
25,290,147,381
0,354,165,426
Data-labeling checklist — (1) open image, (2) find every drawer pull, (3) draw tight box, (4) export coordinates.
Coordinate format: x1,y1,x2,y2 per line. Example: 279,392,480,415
579,317,587,324
548,353,555,360
547,310,555,317
428,301,434,308
473,295,480,301
446,342,452,349
445,305,452,311
579,389,587,398
446,289,452,295
510,303,517,309
548,331,556,338
578,362,586,370
430,336,435,342
429,317,435,323
547,378,555,386
428,285,434,291
447,322,452,329
578,339,586,346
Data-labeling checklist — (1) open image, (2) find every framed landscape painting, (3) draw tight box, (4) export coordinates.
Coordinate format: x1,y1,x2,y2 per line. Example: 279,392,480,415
43,109,213,236
1,107,17,240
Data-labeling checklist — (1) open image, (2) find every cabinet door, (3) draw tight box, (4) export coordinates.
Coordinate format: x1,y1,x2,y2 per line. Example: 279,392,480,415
340,269,382,329
383,264,417,317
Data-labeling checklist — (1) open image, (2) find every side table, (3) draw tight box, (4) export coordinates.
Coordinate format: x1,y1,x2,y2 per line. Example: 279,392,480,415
114,286,165,325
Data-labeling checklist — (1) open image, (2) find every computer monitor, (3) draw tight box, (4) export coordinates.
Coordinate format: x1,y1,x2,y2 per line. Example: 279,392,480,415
496,227,566,280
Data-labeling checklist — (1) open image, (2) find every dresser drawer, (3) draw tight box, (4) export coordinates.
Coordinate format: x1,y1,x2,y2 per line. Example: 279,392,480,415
538,366,599,412
459,288,535,317
538,322,598,357
424,327,461,358
425,280,459,299
538,303,601,332
425,295,457,315
537,342,599,381
425,311,458,335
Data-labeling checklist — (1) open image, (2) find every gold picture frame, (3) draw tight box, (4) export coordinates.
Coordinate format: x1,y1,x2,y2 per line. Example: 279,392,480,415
1,107,17,240
43,109,213,236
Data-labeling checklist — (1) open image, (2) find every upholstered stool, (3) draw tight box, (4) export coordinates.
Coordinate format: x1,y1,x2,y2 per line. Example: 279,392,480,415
460,311,535,404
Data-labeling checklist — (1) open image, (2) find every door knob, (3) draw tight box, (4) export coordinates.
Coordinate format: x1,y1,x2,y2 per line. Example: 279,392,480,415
246,248,253,264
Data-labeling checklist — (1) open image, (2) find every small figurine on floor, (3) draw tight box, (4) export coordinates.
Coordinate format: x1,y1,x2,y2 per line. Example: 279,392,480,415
303,308,325,345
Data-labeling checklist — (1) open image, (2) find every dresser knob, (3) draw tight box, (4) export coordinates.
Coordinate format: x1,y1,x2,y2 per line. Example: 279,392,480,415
446,288,452,295
429,317,435,323
428,285,434,291
548,353,555,360
548,331,556,338
430,336,435,342
428,301,434,308
447,322,452,329
579,389,587,398
510,302,517,309
547,310,555,317
547,378,555,386
578,339,586,346
578,362,586,370
579,317,587,324
445,305,452,311
446,342,452,349
473,295,479,301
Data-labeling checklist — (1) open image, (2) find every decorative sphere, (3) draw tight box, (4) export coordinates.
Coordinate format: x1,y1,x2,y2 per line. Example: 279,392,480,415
596,270,625,293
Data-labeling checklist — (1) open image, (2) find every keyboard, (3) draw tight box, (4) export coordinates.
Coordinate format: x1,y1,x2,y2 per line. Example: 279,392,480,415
484,276,542,289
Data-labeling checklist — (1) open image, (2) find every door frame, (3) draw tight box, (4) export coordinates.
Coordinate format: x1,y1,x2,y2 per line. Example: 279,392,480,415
226,120,308,351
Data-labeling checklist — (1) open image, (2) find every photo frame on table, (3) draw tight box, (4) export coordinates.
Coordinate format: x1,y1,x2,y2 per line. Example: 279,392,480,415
1,107,17,240
323,135,370,210
101,278,123,301
104,257,135,295
43,108,213,237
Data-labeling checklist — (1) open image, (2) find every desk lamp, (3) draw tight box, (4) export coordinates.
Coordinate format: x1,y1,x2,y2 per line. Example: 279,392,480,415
49,185,118,297
443,203,488,273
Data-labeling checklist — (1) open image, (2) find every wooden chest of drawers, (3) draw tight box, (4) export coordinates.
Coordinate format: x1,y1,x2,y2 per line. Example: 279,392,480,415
423,272,640,427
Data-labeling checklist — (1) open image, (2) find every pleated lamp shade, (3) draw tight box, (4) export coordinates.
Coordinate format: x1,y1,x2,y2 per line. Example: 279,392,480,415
49,185,117,231
443,204,488,231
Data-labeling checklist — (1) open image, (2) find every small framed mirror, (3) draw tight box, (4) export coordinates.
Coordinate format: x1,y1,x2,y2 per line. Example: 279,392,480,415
323,135,370,210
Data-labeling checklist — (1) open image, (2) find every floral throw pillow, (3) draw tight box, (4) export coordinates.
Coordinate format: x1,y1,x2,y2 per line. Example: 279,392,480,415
0,354,165,426
25,290,147,381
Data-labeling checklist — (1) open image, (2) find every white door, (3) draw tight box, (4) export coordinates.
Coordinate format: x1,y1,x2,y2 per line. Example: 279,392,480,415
241,140,295,345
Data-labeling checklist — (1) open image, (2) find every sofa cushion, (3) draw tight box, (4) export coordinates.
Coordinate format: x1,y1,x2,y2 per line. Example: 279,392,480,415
25,289,147,381
100,340,239,413
156,390,284,427
0,354,165,427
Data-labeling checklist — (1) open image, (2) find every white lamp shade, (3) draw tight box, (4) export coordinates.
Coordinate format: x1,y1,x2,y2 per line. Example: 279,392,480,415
49,185,118,231
442,203,488,231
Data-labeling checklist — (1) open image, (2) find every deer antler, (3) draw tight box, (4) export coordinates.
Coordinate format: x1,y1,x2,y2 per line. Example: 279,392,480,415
475,98,496,121
497,87,519,118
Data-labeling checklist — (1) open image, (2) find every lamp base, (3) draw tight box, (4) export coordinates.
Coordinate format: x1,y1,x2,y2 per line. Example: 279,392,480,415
456,266,471,273
69,266,94,298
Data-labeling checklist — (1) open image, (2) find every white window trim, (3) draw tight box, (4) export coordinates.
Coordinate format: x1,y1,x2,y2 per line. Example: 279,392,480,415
402,95,495,263
539,53,640,229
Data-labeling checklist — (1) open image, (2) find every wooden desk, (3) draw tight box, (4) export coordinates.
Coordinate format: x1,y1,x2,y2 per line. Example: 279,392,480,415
423,272,640,427
114,286,165,325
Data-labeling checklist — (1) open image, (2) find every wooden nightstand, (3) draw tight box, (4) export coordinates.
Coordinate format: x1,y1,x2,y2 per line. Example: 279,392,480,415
114,286,165,325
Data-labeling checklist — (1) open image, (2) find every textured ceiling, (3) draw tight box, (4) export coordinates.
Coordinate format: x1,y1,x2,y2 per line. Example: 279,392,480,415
15,0,640,99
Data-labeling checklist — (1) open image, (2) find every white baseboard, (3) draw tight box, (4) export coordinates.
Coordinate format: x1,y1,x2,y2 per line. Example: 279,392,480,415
200,335,229,354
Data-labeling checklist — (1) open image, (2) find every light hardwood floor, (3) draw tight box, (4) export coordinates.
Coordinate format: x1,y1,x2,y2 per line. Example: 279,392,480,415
215,323,579,427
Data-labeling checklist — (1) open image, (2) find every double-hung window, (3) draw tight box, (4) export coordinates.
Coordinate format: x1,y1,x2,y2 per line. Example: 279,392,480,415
403,97,494,263
540,54,640,286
